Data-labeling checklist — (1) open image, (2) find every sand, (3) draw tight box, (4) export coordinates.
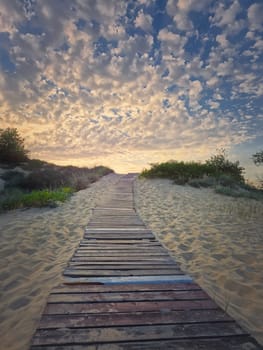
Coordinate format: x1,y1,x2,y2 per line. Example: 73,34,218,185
1,174,262,349
0,173,120,350
134,178,263,345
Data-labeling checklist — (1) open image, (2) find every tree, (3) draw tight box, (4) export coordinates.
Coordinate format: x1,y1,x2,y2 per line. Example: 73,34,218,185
252,150,263,166
0,128,29,164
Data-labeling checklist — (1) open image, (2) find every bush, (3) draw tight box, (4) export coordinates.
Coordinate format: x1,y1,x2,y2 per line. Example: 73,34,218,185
141,161,209,183
1,170,26,188
20,169,68,190
0,187,74,212
205,149,244,183
141,150,245,186
215,185,263,200
0,128,29,164
188,176,216,188
21,159,47,170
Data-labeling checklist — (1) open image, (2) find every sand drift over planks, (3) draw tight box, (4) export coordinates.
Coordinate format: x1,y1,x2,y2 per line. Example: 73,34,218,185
134,177,263,346
0,173,120,350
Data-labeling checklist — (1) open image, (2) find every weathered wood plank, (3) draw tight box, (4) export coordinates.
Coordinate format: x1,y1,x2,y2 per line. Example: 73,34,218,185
38,309,231,329
71,257,175,263
79,240,160,245
89,218,143,223
85,228,152,232
73,252,170,256
63,275,193,285
32,322,247,346
83,236,155,241
48,290,209,303
63,269,185,277
87,224,145,228
52,283,202,293
76,248,166,253
68,263,178,268
43,299,217,315
30,336,262,350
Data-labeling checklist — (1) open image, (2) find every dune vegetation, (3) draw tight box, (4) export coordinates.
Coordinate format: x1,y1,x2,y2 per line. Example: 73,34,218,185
0,128,113,212
141,150,263,200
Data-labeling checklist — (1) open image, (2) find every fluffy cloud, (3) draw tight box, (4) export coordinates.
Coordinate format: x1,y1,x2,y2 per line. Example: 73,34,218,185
248,3,263,31
135,10,152,32
0,0,262,176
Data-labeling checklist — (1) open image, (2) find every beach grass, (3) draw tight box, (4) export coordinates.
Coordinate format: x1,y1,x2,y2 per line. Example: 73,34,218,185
215,185,263,200
140,154,263,200
0,187,74,211
0,158,114,212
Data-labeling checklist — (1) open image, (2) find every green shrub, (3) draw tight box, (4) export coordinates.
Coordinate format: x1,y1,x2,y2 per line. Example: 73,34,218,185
188,176,216,188
20,169,68,190
0,187,74,212
215,185,263,200
141,161,209,183
217,174,239,188
21,159,48,170
205,149,244,183
1,170,26,188
17,164,114,191
141,150,245,186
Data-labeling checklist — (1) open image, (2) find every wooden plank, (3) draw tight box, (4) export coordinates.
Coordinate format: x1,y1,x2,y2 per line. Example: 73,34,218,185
84,230,153,235
76,247,166,252
93,205,135,213
71,257,175,263
30,337,262,350
80,240,161,245
83,236,155,240
76,246,166,250
92,212,137,215
85,228,152,232
38,309,231,329
73,252,170,256
52,283,202,293
31,322,247,346
68,260,176,266
84,232,154,236
89,217,142,221
68,263,178,268
87,224,145,228
63,275,193,285
48,290,209,303
63,269,185,277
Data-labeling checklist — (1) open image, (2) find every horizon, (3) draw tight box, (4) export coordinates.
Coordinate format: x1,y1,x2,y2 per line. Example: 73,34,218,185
0,0,262,182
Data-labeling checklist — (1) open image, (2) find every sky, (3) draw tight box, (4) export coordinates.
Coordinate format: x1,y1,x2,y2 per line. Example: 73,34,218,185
0,0,262,180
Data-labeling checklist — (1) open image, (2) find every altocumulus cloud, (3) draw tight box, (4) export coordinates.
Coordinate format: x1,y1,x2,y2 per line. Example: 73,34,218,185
0,0,262,175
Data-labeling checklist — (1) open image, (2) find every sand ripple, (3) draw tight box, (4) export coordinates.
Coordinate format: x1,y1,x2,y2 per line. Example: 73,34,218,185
0,173,119,350
135,178,263,345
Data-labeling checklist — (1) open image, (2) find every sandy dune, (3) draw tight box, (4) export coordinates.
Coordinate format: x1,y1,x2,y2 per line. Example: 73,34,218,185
134,178,263,345
1,174,262,349
0,173,120,350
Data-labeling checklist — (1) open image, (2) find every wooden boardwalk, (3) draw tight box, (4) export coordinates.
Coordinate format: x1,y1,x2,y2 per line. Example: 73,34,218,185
31,174,262,349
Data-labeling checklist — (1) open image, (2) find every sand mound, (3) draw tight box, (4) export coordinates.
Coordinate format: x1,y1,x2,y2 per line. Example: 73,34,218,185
0,173,119,350
134,178,263,345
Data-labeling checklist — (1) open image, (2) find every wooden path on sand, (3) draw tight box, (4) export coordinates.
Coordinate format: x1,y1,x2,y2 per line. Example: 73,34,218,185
31,174,262,349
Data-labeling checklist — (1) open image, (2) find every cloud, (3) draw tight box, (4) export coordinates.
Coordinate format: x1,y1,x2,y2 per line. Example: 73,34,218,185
0,0,261,176
134,10,152,32
167,0,213,31
248,3,263,31
212,0,241,27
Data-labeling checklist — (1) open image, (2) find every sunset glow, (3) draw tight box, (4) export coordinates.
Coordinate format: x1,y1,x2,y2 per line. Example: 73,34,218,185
0,0,262,178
